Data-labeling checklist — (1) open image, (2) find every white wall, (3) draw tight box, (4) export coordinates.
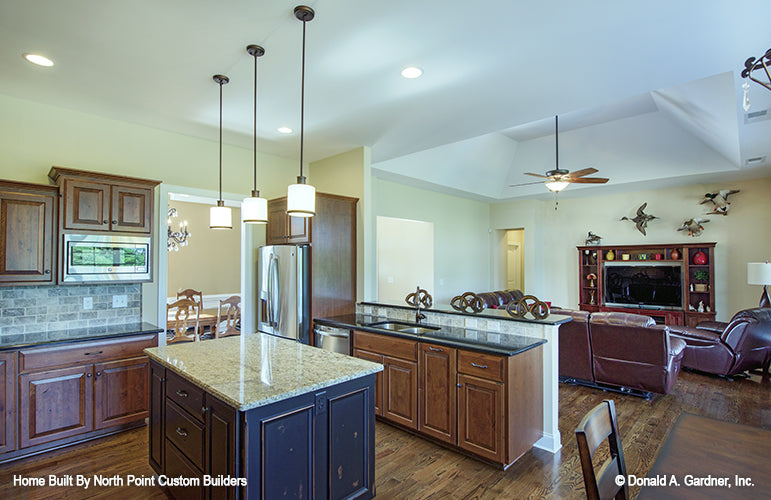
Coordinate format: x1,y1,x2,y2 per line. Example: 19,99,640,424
377,217,434,303
490,177,771,321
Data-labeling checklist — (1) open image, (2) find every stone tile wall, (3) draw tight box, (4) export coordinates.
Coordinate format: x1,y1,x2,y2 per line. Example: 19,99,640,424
0,284,141,343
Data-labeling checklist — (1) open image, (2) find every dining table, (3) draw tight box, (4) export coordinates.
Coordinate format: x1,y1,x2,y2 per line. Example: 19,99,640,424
636,412,771,499
167,307,219,335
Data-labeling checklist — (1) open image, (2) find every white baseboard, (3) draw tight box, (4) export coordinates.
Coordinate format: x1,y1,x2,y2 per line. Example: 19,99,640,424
167,292,240,310
534,432,562,453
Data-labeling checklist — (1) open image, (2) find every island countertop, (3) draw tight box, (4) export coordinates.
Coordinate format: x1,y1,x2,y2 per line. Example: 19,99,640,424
144,333,383,411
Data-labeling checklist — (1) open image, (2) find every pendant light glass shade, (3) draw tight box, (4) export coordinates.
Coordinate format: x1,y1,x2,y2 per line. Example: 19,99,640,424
210,201,232,229
287,177,316,217
243,44,268,224
210,74,232,229
242,194,268,223
287,5,316,217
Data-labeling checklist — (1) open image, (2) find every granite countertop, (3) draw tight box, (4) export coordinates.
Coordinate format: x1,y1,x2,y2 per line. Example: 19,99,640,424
0,322,163,351
316,313,548,356
144,333,383,411
359,301,573,326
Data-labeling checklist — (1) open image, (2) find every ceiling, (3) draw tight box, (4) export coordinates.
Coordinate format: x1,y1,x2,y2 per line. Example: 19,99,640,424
1,1,770,201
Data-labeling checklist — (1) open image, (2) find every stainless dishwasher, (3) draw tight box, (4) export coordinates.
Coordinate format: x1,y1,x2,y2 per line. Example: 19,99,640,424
314,325,351,355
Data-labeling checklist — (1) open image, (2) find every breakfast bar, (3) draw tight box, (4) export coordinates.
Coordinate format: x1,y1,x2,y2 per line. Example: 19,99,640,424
144,334,382,500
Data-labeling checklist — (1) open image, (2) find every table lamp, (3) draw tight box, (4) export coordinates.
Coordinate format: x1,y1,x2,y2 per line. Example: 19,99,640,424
747,261,771,308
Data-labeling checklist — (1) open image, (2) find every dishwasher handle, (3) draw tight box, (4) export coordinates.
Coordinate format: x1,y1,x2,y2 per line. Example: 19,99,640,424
314,329,349,339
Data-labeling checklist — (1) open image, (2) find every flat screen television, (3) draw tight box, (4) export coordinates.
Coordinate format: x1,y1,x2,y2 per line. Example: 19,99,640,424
603,262,683,309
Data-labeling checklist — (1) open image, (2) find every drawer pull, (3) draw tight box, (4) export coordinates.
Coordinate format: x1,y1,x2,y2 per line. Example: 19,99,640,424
175,427,189,438
176,390,189,398
470,362,488,369
428,346,443,352
84,350,104,355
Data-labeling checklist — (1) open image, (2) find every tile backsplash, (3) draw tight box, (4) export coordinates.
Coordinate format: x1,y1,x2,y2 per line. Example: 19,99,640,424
0,284,141,341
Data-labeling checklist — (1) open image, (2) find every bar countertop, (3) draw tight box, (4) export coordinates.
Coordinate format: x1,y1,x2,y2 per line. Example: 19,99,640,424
144,333,383,411
0,322,163,351
316,313,548,356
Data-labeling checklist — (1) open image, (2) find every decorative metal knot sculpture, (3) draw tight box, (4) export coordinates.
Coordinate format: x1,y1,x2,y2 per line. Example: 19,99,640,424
505,295,550,320
405,288,433,309
450,292,486,313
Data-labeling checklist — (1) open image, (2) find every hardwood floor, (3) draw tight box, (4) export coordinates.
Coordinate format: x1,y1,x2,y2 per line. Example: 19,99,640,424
0,370,768,499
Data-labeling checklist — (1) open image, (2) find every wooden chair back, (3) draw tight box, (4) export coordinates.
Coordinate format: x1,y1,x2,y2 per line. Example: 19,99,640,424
177,288,203,306
215,295,241,338
167,297,201,343
575,399,628,500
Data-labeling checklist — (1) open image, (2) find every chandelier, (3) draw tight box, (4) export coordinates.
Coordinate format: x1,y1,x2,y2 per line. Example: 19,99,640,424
741,47,771,111
167,208,191,252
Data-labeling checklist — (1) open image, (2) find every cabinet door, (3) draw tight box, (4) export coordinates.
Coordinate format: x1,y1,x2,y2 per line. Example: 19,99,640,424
0,187,55,283
457,373,504,463
62,179,111,231
111,185,152,233
353,349,384,416
266,200,288,245
419,344,457,444
206,395,239,500
93,356,149,430
286,214,310,244
383,356,418,430
0,352,17,454
149,361,165,474
19,365,93,448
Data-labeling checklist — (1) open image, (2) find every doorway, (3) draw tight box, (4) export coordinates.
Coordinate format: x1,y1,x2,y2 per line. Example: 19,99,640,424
504,229,524,292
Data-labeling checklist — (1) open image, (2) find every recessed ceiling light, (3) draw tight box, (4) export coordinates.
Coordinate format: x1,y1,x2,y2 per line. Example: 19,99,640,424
401,66,423,79
23,53,54,67
278,126,293,134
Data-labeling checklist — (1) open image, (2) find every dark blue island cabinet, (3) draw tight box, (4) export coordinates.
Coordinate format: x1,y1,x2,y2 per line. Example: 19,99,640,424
148,359,376,500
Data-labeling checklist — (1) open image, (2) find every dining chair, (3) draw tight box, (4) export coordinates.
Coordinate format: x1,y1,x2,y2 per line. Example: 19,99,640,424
177,288,203,307
575,399,628,500
214,295,241,339
167,297,201,343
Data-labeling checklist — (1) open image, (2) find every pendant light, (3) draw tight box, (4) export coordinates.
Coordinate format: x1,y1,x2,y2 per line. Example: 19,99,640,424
210,74,232,229
286,5,316,218
242,44,268,224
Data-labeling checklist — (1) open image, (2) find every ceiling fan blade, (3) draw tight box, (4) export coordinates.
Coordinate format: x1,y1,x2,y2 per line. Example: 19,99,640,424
524,172,549,178
566,167,598,178
569,177,609,184
509,180,547,187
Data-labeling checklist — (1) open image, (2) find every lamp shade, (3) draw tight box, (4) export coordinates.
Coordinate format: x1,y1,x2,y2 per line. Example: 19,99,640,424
747,262,771,285
545,180,569,192
242,195,268,224
287,181,315,217
210,203,232,229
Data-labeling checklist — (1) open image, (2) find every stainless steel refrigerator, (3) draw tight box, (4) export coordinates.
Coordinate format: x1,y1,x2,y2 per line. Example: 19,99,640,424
257,245,311,344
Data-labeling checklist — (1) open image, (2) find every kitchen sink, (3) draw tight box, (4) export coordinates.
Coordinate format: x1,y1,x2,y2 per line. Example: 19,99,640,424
366,321,439,335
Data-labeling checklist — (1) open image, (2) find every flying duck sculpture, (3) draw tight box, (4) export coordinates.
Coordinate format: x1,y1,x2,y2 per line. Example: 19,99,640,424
621,202,657,236
700,189,740,215
677,218,709,237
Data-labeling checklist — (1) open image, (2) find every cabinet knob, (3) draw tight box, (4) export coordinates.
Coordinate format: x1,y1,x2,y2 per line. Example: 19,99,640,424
457,383,463,388
44,270,50,274
112,220,117,224
86,373,92,378
96,371,101,377
103,219,109,224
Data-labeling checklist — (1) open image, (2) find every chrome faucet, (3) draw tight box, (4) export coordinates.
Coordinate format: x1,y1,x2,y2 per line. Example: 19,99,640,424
414,286,427,324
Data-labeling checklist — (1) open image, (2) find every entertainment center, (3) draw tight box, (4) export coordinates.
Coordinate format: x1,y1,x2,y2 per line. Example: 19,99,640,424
576,243,716,327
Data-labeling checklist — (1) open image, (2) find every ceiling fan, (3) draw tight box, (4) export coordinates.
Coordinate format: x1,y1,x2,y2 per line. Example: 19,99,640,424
510,116,609,192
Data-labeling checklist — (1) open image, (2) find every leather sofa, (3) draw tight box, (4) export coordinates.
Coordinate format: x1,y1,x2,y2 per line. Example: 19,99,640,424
667,308,771,376
552,308,686,397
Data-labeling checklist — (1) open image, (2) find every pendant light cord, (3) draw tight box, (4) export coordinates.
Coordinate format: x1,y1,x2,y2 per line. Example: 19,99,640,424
253,52,258,192
219,79,224,202
299,19,306,178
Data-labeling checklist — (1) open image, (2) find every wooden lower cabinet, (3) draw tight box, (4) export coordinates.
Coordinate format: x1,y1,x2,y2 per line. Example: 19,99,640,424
0,352,17,454
353,349,383,416
352,329,543,468
94,356,149,429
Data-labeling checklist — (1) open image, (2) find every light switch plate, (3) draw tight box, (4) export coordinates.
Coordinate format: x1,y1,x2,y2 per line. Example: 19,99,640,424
112,295,128,308
83,297,93,310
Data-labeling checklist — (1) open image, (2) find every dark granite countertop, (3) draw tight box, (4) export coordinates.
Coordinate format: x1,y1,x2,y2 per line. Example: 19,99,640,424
0,322,163,351
359,301,573,326
315,313,547,357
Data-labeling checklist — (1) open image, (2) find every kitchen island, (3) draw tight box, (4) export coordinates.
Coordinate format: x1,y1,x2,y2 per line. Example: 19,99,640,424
144,333,382,500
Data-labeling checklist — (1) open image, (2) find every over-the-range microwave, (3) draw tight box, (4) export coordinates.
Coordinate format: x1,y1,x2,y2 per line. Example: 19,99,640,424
62,234,151,283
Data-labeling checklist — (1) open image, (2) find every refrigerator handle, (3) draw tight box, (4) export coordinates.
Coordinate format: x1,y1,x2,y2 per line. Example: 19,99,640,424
269,254,280,327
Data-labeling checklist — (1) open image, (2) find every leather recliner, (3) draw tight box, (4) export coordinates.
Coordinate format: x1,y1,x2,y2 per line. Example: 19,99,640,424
589,312,686,395
550,307,593,383
667,308,771,376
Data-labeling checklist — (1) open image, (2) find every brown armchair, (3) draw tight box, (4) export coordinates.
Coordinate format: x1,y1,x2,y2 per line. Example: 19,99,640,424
589,312,686,395
551,307,593,383
667,308,771,376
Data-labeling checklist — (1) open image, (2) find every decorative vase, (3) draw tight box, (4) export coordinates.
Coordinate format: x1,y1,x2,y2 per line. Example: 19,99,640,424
670,249,680,260
693,251,707,265
605,250,615,261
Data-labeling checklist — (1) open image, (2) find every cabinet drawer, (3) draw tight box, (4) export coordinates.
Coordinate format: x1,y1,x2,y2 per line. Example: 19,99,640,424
165,400,204,470
18,333,157,373
166,370,204,422
165,439,204,500
458,350,505,382
353,331,417,362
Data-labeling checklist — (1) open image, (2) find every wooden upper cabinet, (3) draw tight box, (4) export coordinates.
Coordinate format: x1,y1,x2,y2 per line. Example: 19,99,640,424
0,181,57,284
266,197,310,245
49,167,158,234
